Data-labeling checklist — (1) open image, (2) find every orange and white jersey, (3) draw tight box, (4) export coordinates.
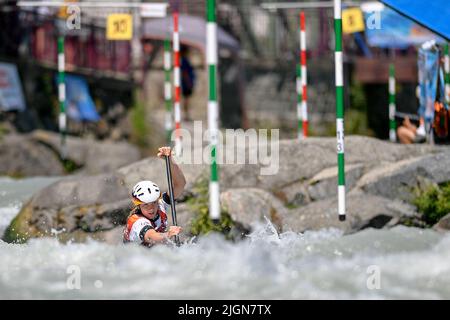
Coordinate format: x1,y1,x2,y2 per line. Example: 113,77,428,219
123,193,171,244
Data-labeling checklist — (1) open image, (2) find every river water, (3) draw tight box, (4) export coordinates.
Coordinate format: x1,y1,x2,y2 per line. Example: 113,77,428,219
1,176,449,299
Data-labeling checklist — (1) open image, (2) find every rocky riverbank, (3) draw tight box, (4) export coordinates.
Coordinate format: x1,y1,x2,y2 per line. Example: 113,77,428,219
3,135,450,244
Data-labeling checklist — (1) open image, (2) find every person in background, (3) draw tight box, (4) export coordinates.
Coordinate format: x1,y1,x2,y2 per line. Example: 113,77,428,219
397,116,426,144
180,45,196,121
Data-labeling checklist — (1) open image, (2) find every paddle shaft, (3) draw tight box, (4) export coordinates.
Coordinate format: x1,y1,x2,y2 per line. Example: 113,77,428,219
165,155,180,246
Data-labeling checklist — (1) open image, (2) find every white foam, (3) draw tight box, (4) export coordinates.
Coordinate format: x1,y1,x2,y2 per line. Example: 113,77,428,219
0,206,20,236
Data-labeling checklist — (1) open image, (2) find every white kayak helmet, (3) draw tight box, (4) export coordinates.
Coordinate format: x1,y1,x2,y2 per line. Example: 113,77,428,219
131,180,161,205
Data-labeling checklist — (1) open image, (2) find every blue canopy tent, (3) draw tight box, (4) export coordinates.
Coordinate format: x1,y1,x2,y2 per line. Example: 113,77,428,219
379,0,450,41
379,0,450,141
361,5,445,49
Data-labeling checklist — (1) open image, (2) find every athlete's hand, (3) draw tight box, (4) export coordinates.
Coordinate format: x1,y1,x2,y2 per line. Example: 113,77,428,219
167,226,182,237
157,146,172,158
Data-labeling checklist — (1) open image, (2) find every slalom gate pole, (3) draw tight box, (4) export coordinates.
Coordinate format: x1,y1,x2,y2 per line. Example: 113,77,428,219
300,11,308,138
57,36,67,160
164,37,173,143
173,11,182,156
296,63,302,140
389,63,396,142
207,0,220,222
334,0,346,221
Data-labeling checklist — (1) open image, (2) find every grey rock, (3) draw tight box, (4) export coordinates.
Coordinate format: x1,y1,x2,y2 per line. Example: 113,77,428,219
29,173,129,209
282,192,418,234
220,136,441,192
357,151,450,202
31,130,141,174
279,180,310,207
30,199,130,236
220,188,288,231
77,199,131,232
173,202,197,231
433,213,450,232
30,207,59,233
307,163,364,201
0,130,141,177
171,202,197,243
0,134,64,176
219,138,337,191
7,173,131,238
117,158,208,193
343,136,438,164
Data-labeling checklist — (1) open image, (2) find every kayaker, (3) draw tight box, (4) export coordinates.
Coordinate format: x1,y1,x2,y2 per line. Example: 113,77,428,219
123,146,185,246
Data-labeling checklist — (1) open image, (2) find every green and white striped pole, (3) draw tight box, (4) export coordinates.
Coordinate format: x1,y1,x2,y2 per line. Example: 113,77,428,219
207,0,220,221
445,43,450,106
296,63,302,140
334,0,345,221
57,36,67,159
164,37,173,143
389,63,396,142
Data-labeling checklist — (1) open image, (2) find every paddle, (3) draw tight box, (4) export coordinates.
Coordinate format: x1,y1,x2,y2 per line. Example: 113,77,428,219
165,155,181,247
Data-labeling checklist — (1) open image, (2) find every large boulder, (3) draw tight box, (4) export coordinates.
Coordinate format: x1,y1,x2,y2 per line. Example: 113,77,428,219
0,134,64,176
356,151,450,202
0,130,142,177
31,130,141,174
117,158,208,193
3,173,131,243
306,163,364,201
341,135,438,163
220,188,289,231
282,191,418,234
219,138,336,190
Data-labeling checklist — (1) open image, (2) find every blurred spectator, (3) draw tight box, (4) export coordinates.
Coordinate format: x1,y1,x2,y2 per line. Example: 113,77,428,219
397,116,426,144
180,45,196,121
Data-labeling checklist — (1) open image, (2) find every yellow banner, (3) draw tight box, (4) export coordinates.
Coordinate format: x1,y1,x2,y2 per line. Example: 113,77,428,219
107,14,133,40
342,8,365,34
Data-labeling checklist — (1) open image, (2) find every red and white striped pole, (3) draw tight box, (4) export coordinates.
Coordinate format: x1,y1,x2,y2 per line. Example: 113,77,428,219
173,12,182,156
300,11,308,138
296,64,302,140
164,37,173,143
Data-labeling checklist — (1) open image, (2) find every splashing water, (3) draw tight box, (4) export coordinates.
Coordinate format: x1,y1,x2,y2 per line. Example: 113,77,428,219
1,177,450,299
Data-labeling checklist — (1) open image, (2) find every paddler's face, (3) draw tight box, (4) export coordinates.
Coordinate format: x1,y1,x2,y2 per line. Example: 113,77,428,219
140,201,159,219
